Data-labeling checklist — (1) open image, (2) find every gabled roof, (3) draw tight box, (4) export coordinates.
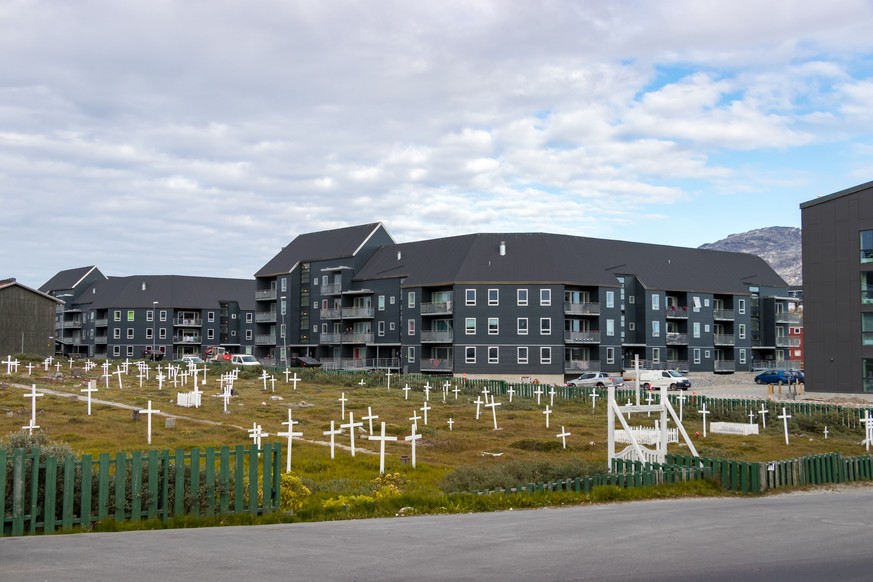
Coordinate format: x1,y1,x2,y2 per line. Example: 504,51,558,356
0,279,64,303
255,223,389,277
355,232,787,294
39,266,106,293
80,275,256,310
800,179,873,209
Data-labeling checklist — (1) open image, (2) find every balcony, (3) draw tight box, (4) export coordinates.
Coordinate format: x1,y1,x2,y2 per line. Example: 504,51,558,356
421,330,454,343
714,360,736,372
564,331,601,343
256,289,277,301
174,317,202,327
713,309,735,321
63,319,83,329
342,332,373,344
666,332,688,345
321,283,342,295
775,313,802,325
713,334,736,346
342,306,374,319
776,337,801,348
255,334,275,345
255,312,276,323
174,335,202,344
95,335,108,344
320,333,341,344
421,357,453,372
665,306,689,319
564,302,600,316
321,308,342,320
95,318,108,327
564,359,599,373
421,301,453,315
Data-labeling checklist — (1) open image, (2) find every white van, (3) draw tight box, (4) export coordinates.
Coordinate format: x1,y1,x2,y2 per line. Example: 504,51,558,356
626,370,691,391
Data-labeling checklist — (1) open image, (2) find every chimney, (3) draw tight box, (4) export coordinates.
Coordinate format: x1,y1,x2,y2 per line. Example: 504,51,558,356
499,241,506,256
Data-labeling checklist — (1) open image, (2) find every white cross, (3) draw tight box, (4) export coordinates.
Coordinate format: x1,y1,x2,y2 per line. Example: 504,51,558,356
68,357,74,369
443,380,451,397
543,405,552,428
54,361,61,374
339,392,348,419
778,407,792,445
26,362,34,376
248,422,269,449
277,408,303,473
270,375,276,393
386,369,393,390
549,386,556,407
260,370,269,390
590,389,599,410
121,359,130,374
222,383,232,413
556,425,571,449
452,385,460,400
80,380,98,415
823,426,829,440
447,417,454,431
323,421,342,459
485,395,501,430
507,386,515,403
113,366,124,389
474,395,484,420
22,420,39,435
156,372,165,391
362,406,378,435
341,411,364,457
405,424,422,468
677,393,686,422
43,357,51,371
403,383,411,400
699,403,710,437
24,384,43,427
368,421,397,474
409,409,422,428
191,378,202,409
861,410,873,452
748,410,756,425
358,378,366,387
139,400,161,446
420,401,431,426
284,367,292,383
290,372,300,391
534,386,543,405
3,355,14,374
423,383,431,401
645,390,654,416
138,366,146,388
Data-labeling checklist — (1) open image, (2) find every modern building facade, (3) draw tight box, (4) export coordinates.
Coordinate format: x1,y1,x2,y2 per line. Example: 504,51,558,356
41,267,256,360
255,223,793,383
0,278,63,357
801,181,873,393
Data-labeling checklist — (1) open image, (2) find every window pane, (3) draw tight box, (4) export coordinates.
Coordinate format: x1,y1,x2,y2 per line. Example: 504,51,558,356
862,230,873,263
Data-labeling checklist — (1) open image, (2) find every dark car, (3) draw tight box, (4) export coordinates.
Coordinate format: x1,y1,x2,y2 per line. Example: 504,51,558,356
754,369,795,385
290,356,323,368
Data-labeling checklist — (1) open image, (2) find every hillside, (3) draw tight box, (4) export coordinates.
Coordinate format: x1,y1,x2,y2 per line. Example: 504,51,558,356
698,226,802,286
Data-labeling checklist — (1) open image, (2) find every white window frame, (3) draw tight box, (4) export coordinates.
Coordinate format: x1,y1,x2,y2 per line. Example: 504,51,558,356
517,347,528,364
517,288,528,306
160,310,167,322
488,288,499,306
465,346,476,363
378,321,385,336
606,347,615,365
145,328,153,339
408,291,416,308
114,310,121,322
652,347,660,363
488,346,499,364
651,294,660,310
466,318,476,335
738,299,746,315
540,288,551,306
246,313,253,323
246,330,253,340
652,321,660,337
113,328,121,339
207,328,215,340
693,348,701,364
127,328,134,339
407,347,415,363
159,328,167,340
488,317,499,335
738,324,747,340
739,348,747,364
606,319,615,337
378,295,385,311
540,347,552,364
466,289,476,306
408,319,415,336
126,345,134,357
517,317,528,335
146,310,153,322
281,278,287,292
208,311,215,323
606,290,614,309
693,322,701,338
540,317,551,335
113,345,121,356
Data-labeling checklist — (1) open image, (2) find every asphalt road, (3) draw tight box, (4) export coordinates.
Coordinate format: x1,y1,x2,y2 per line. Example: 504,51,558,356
3,486,872,581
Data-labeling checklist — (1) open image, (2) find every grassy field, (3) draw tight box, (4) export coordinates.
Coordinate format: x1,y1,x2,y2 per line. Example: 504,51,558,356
2,358,870,518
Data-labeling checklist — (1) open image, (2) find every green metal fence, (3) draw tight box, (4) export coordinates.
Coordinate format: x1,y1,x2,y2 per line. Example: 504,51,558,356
1,443,282,536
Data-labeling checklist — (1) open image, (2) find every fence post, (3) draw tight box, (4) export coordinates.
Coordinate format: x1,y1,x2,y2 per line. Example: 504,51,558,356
190,447,200,517
44,456,58,533
174,448,185,518
147,449,159,520
80,454,93,530
11,450,25,536
234,445,245,513
248,444,259,515
205,447,216,517
97,452,110,523
62,455,75,531
29,447,41,533
131,451,142,521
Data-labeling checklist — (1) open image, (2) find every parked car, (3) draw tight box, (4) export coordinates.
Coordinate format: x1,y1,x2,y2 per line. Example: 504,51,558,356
290,356,323,368
231,354,261,367
566,372,624,388
754,369,795,385
179,356,205,365
789,369,805,383
627,370,691,391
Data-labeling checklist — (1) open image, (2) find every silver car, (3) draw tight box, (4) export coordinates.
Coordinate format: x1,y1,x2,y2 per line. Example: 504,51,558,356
566,372,624,388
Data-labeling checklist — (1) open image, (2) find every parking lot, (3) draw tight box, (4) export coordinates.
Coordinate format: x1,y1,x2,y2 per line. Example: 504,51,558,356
676,371,873,405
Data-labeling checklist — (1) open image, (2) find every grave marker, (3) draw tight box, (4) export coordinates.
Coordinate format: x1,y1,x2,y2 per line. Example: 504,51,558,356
362,406,378,435
403,383,411,400
339,392,348,419
447,417,454,431
340,411,364,457
139,400,161,445
277,409,304,473
474,395,484,420
323,421,342,459
557,425,571,449
369,421,397,474
404,424,422,468
699,403,710,437
80,380,98,415
24,384,43,427
507,386,515,403
289,372,301,391
759,404,769,429
486,395,501,430
778,407,792,445
543,405,552,428
420,401,431,426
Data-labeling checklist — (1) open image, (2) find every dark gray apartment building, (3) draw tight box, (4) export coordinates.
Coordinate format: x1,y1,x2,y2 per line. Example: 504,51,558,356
255,223,792,383
40,267,256,360
801,181,873,393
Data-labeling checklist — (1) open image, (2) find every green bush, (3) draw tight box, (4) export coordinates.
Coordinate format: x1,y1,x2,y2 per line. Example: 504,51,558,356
440,458,604,493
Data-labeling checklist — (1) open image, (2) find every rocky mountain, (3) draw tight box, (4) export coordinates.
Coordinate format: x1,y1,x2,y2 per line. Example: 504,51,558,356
699,226,802,286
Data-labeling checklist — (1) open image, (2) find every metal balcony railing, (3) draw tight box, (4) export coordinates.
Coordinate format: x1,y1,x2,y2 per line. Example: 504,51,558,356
256,289,277,301
564,331,601,343
713,309,735,320
420,330,454,343
564,302,600,316
666,333,688,345
713,334,736,346
341,306,374,319
421,301,454,315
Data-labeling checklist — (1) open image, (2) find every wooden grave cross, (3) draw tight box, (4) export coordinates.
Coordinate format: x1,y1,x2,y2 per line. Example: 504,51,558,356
362,406,378,435
759,404,769,429
549,386,556,407
113,366,124,389
140,400,161,446
385,369,392,390
26,362,34,376
778,407,792,445
80,380,98,415
283,367,292,384
748,410,756,425
485,395,501,430
447,416,454,431
699,403,709,437
277,408,304,473
339,392,348,419
260,370,270,391
405,424,422,468
409,409,422,429
368,421,397,474
423,382,431,401
289,372,301,391
543,405,552,428
676,393,686,422
323,421,343,459
590,389,599,411
507,386,515,403
403,383,411,400
420,401,431,426
474,395,484,420
452,385,461,400
340,411,364,457
557,425,571,449
24,383,44,426
862,410,873,452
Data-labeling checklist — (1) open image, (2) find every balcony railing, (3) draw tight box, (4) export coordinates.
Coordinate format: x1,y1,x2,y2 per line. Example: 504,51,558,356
665,306,689,319
321,308,342,320
321,357,400,371
321,283,342,295
63,319,83,329
713,334,735,346
775,313,802,324
564,331,601,343
95,336,108,344
421,357,453,372
666,332,688,345
564,302,600,316
421,301,454,315
341,306,374,319
174,335,202,344
420,330,454,343
255,334,275,345
256,289,277,301
95,318,108,327
320,333,341,344
342,332,373,344
564,359,599,372
714,360,736,372
174,317,202,327
713,309,735,321
255,312,276,323
776,337,801,347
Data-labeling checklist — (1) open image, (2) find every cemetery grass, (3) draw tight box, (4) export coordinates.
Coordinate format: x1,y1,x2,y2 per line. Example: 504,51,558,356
2,364,870,529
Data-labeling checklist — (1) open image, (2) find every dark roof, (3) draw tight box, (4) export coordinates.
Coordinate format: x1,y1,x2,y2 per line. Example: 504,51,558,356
39,266,105,293
800,179,873,209
355,232,787,294
0,280,64,303
255,223,389,277
79,275,256,310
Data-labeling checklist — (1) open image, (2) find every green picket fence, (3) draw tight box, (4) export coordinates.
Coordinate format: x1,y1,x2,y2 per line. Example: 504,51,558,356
1,443,282,536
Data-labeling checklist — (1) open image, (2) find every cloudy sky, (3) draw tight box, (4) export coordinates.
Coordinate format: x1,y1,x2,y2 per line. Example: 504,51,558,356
4,1,873,289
